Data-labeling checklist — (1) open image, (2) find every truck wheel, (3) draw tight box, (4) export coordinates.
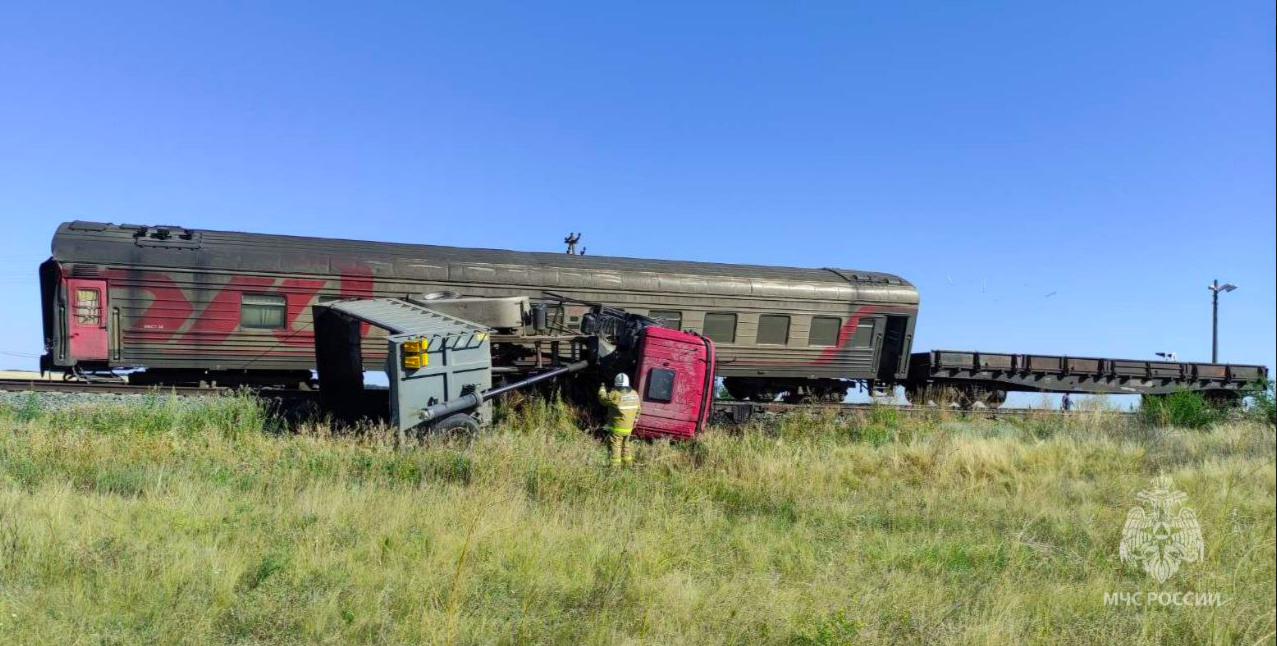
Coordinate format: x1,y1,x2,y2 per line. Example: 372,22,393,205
432,413,482,436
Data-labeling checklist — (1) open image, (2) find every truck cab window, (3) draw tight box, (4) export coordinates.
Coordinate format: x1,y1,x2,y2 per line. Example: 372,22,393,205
645,367,676,402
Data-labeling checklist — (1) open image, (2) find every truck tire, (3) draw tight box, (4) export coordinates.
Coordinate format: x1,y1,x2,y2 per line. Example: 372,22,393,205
432,413,482,436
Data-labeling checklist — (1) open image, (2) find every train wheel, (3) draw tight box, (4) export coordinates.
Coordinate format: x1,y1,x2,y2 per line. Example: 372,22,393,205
1203,390,1242,408
722,378,754,401
906,385,952,406
723,378,776,402
780,391,803,404
905,385,927,406
808,385,847,403
984,389,1008,409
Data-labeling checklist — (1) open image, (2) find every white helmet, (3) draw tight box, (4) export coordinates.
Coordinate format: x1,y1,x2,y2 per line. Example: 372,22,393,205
613,373,631,389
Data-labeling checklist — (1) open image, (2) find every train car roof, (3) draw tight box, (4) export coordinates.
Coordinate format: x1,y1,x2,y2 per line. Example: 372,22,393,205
51,221,919,304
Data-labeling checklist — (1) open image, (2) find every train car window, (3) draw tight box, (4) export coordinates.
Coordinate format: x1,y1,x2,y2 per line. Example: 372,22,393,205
241,293,287,329
648,310,682,330
74,288,102,325
757,314,790,345
702,313,737,343
808,316,840,346
851,319,877,347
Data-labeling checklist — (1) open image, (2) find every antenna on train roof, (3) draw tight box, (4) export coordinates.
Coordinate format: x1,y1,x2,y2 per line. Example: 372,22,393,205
564,232,582,255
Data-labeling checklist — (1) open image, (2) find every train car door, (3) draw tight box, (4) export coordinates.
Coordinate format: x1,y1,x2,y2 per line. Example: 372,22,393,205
875,315,909,381
65,278,109,360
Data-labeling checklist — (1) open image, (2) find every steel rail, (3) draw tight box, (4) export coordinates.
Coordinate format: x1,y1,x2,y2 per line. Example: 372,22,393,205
0,378,225,396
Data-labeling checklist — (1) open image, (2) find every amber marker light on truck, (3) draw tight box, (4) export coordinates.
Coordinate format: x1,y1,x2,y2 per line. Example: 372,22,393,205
401,338,428,369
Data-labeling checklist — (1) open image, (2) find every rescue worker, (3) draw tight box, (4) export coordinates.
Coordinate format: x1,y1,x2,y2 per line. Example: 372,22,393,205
598,373,641,466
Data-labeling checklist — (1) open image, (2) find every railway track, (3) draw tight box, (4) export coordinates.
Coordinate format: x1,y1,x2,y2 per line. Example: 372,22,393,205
0,378,224,396
1,378,1128,420
0,378,316,400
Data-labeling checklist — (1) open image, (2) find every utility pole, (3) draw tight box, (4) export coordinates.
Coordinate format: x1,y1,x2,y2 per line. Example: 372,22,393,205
1208,280,1237,363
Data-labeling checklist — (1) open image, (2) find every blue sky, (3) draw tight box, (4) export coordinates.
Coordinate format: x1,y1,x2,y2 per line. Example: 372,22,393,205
1,2,1273,399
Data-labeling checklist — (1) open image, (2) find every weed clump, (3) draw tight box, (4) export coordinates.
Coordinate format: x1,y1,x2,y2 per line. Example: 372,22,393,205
1244,378,1275,426
1139,391,1226,429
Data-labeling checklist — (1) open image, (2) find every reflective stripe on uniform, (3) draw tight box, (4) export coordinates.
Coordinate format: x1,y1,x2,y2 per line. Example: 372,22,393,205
600,386,642,435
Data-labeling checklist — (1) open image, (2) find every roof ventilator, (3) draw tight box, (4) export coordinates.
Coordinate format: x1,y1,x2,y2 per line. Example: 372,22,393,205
822,267,896,285
128,224,202,250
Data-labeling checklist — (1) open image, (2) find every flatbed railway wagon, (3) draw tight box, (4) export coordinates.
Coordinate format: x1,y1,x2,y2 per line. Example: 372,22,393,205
908,350,1266,407
40,221,918,399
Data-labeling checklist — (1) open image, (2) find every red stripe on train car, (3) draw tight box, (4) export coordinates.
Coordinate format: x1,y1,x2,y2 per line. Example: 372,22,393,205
274,278,327,346
183,276,276,344
743,305,882,367
103,269,194,343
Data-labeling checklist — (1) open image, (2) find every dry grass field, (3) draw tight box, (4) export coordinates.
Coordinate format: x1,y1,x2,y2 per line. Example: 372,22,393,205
0,393,1273,645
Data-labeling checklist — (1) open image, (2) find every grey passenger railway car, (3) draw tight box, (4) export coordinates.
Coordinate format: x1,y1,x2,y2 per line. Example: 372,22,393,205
41,221,920,400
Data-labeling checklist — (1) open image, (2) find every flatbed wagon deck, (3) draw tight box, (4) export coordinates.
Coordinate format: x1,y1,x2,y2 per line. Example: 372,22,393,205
907,350,1265,406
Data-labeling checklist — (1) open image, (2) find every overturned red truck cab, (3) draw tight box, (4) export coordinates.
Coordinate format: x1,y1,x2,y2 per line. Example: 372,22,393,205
631,325,716,439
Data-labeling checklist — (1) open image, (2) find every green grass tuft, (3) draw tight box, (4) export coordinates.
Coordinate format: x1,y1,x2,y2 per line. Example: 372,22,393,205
0,393,1272,644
